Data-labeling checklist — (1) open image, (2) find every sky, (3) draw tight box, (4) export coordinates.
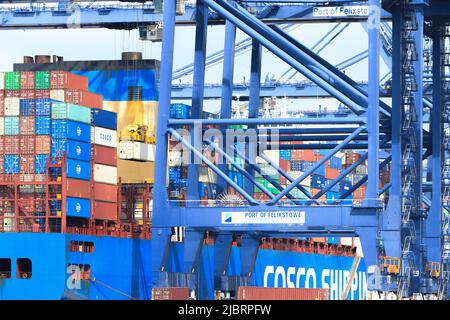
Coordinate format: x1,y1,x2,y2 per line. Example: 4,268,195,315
0,20,390,113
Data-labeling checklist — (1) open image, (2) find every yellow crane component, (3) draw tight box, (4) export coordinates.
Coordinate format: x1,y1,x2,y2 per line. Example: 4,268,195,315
125,124,148,142
426,262,441,278
381,256,401,275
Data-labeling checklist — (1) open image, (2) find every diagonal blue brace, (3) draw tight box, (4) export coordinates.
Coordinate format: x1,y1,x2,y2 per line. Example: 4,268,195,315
241,236,260,279
214,233,234,289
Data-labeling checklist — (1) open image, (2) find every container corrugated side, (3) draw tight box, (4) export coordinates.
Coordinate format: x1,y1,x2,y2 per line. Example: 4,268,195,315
4,97,20,116
93,201,117,221
94,183,118,202
91,108,117,130
237,287,329,300
51,120,91,142
92,144,117,166
51,102,91,124
93,127,117,148
93,164,117,185
51,139,91,161
0,117,4,135
152,288,190,300
66,197,91,218
66,178,91,199
119,141,152,161
66,159,91,181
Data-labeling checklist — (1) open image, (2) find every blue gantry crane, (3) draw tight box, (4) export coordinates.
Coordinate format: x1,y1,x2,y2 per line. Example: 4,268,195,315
0,0,448,299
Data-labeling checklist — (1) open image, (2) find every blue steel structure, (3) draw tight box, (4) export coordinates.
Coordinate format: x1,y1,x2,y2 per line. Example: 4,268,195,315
0,0,448,299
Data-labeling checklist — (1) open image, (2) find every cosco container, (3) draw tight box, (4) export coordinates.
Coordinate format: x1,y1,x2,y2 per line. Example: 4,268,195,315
92,144,117,166
170,103,191,119
66,159,91,181
50,71,88,90
35,71,50,90
94,183,118,202
4,97,20,116
93,127,117,148
93,164,117,185
118,141,154,161
51,102,91,124
4,72,20,90
34,154,48,174
4,155,19,174
35,98,52,116
35,117,51,135
19,99,36,115
51,139,91,161
93,201,117,221
4,116,19,135
66,197,91,218
51,120,91,142
91,108,117,130
66,178,91,199
20,117,35,135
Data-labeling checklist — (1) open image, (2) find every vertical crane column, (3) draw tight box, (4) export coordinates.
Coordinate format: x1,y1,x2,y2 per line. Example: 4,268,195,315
439,26,450,299
397,0,423,298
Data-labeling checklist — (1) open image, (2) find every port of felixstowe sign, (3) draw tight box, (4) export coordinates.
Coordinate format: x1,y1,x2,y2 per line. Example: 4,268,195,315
312,6,369,18
221,211,305,225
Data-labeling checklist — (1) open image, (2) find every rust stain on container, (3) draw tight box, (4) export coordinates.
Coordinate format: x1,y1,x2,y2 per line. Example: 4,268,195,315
152,287,190,300
66,178,91,199
93,145,117,166
237,287,329,300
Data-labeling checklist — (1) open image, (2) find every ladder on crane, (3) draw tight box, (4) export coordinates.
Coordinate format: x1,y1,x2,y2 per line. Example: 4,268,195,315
341,255,361,300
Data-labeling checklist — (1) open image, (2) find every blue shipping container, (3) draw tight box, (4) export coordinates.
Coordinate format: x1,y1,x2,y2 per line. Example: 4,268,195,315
339,181,352,194
51,139,91,161
35,98,52,116
51,120,91,142
198,182,205,198
279,150,291,160
311,174,326,188
66,159,91,181
170,103,191,119
4,155,19,174
228,171,244,188
91,108,117,130
316,164,325,176
19,99,36,115
328,237,340,245
35,117,51,135
35,154,48,174
329,156,342,169
66,197,91,218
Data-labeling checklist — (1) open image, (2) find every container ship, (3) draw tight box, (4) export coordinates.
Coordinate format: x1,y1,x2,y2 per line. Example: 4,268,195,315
0,53,371,300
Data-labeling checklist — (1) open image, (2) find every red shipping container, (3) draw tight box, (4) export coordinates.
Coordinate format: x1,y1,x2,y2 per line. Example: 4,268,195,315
279,159,290,172
0,136,4,154
301,150,316,162
94,183,118,202
93,201,117,221
20,117,35,135
20,89,35,100
35,136,51,154
237,287,329,300
92,145,117,166
64,89,103,108
152,288,190,300
35,89,50,99
19,156,35,174
19,135,35,154
0,90,4,116
20,72,35,90
311,188,325,200
291,149,301,160
4,90,20,98
50,71,89,91
324,167,340,180
4,136,19,154
0,157,4,173
66,178,91,199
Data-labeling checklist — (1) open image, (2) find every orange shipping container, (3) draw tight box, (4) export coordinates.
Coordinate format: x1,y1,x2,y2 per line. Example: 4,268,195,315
64,89,103,108
301,150,316,162
311,188,325,200
93,201,117,221
35,136,51,154
152,287,190,300
50,71,89,91
237,287,329,300
94,183,118,203
324,167,340,180
66,178,91,199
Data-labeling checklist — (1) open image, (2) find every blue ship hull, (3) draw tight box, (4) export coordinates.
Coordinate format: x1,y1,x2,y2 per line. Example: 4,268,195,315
0,233,366,300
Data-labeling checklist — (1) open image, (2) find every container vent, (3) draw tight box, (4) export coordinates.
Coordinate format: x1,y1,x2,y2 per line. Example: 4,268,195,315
128,86,143,101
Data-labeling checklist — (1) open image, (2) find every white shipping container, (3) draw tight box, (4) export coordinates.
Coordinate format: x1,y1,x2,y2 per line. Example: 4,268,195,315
94,164,117,185
0,117,4,135
94,127,117,148
169,150,183,166
0,72,4,89
119,141,153,161
50,89,65,102
199,166,218,183
263,149,279,164
4,97,20,116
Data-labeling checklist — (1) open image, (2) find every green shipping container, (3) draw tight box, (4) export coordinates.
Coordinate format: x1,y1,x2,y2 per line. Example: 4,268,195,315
4,116,20,135
4,72,21,90
35,71,50,89
254,178,280,195
51,102,92,124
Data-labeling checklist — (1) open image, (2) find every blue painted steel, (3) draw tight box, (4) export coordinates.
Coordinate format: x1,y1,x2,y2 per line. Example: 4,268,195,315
51,139,91,161
228,171,244,188
326,191,341,204
4,155,19,174
34,154,48,174
90,108,117,130
328,237,340,245
329,156,342,169
65,159,91,181
339,181,353,194
169,117,366,126
35,98,52,116
19,99,36,115
35,117,51,135
66,197,91,218
51,120,91,143
325,180,340,193
169,103,191,119
73,69,158,102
